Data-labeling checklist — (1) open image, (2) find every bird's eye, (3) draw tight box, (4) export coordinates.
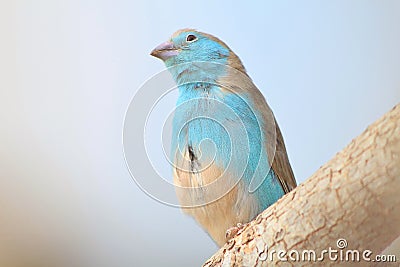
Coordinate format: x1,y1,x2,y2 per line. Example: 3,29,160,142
186,34,197,42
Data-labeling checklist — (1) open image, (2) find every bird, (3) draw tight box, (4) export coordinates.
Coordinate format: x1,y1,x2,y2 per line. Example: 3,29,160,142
150,29,296,247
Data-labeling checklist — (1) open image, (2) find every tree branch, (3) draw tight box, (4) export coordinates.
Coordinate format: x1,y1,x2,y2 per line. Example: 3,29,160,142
203,104,400,266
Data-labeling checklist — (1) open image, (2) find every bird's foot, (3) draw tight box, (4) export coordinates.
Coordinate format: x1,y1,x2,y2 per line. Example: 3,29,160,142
225,222,246,242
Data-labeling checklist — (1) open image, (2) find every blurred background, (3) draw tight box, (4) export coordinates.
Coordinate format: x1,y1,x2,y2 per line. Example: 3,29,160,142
1,1,399,266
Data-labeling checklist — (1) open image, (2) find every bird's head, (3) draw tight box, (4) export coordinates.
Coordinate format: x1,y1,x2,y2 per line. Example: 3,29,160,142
151,29,246,83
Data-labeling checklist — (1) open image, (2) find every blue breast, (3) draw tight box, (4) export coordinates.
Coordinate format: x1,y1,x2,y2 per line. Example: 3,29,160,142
171,81,284,212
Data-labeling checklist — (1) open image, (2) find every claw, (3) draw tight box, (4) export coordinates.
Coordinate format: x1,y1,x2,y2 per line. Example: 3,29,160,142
225,223,245,241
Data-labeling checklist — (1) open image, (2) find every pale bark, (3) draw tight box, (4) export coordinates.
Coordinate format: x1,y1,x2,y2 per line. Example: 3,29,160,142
203,104,400,267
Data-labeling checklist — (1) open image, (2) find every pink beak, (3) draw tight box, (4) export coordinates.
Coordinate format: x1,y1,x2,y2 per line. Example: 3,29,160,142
150,41,179,61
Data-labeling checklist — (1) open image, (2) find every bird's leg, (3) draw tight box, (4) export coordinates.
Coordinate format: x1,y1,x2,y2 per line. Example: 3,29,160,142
225,222,246,242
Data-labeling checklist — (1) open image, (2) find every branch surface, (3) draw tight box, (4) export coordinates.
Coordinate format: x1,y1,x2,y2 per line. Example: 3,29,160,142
204,104,400,267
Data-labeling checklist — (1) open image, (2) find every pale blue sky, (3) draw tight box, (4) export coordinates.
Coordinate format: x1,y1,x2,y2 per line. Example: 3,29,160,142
1,1,399,266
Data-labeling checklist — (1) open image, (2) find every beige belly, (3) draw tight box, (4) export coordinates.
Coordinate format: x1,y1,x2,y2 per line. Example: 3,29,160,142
173,153,259,246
